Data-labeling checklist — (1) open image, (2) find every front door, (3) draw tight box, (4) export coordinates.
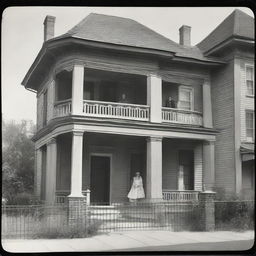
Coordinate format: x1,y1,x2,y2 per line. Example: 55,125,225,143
179,150,194,190
90,156,110,203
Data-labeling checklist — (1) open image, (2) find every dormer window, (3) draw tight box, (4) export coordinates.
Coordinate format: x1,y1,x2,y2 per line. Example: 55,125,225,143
246,65,254,97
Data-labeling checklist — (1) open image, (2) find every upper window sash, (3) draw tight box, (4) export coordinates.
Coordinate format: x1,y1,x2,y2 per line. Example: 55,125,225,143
246,110,255,141
245,65,254,96
178,86,194,111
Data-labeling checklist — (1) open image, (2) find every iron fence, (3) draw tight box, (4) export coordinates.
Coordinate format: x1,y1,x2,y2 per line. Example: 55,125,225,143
1,204,69,239
215,200,254,231
2,200,254,239
88,201,202,232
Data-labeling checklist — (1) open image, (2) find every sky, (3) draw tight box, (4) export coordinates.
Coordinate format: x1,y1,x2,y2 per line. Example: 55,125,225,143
2,7,254,123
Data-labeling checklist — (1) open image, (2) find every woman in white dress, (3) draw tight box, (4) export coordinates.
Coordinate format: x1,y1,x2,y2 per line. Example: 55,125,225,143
127,172,145,202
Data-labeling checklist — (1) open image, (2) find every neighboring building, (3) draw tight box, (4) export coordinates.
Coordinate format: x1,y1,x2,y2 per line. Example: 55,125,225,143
21,10,254,205
198,9,255,198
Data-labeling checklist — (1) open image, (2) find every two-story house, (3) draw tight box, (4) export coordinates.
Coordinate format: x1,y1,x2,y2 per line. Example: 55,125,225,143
21,10,253,206
198,9,255,199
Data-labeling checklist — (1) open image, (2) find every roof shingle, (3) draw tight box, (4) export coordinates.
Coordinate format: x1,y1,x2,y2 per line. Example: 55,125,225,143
197,9,254,53
55,13,212,62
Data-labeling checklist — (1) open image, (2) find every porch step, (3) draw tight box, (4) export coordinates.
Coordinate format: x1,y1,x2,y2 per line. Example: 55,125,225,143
89,206,122,220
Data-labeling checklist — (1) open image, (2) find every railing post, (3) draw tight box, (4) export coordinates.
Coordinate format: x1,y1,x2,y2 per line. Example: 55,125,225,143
86,189,90,205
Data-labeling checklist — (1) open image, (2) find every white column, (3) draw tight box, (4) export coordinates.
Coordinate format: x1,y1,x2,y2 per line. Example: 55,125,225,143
71,65,84,115
147,74,162,123
45,138,57,204
202,79,213,128
203,140,215,191
35,148,43,198
69,131,84,198
194,143,203,191
146,136,162,199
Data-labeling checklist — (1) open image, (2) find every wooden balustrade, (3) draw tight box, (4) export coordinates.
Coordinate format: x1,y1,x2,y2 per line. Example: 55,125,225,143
162,107,203,126
54,99,72,117
83,100,150,121
53,100,203,126
162,190,199,201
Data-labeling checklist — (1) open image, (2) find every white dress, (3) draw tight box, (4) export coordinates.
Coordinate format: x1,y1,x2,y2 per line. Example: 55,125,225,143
127,176,145,199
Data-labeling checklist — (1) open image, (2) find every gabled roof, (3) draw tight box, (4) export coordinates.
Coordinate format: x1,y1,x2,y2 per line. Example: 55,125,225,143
53,13,215,62
197,9,254,54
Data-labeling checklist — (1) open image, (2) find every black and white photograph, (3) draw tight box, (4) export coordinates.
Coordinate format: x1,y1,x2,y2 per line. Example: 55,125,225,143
1,6,255,253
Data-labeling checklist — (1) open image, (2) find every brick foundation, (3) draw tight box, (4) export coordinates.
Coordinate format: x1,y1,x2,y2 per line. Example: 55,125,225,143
199,191,216,231
68,197,89,226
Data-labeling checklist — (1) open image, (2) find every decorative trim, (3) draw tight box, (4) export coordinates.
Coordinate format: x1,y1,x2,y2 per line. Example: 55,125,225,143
146,136,163,142
46,137,56,146
72,130,84,137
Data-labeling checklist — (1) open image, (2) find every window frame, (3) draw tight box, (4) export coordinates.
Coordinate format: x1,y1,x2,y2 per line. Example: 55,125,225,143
245,64,254,97
178,86,194,111
245,110,255,142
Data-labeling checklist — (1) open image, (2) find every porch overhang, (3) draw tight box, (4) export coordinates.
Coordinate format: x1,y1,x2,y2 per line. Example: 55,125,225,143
21,37,224,91
240,143,255,162
32,117,218,149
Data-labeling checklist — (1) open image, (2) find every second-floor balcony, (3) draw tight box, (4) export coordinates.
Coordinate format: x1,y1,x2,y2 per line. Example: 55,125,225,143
54,99,203,125
48,67,211,128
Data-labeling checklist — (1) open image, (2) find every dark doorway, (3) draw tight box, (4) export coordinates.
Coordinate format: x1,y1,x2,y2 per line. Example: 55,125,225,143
130,153,146,192
41,145,47,200
100,81,117,102
179,150,194,190
90,155,110,203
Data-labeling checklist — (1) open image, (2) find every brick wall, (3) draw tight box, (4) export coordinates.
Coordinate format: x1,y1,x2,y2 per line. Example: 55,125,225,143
47,80,55,122
36,93,44,130
211,60,236,193
36,78,55,130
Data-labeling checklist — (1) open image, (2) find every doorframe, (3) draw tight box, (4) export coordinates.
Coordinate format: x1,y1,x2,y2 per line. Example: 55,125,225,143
89,153,113,204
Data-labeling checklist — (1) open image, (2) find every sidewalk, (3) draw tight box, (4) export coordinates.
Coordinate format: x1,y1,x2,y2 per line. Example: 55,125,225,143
2,230,254,252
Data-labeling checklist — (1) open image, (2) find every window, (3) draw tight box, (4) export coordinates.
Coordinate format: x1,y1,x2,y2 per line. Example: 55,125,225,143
43,90,48,126
246,66,254,96
178,86,193,110
246,111,254,141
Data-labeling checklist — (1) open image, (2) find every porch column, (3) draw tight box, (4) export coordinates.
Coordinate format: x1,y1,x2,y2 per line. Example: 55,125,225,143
45,138,57,204
35,147,43,198
202,79,213,128
146,136,163,199
194,143,203,191
147,74,162,123
203,140,215,191
69,131,84,198
71,65,84,115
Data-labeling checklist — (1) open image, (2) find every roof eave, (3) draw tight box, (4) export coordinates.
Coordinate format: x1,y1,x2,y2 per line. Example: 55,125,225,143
22,37,225,89
203,36,255,56
172,56,226,66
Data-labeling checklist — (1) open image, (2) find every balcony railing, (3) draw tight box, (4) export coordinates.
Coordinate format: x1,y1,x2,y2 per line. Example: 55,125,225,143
83,100,150,121
53,100,203,126
162,190,199,202
162,107,203,126
54,99,72,117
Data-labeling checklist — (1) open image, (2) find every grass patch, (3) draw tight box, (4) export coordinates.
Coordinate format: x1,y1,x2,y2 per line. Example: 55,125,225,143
32,220,102,239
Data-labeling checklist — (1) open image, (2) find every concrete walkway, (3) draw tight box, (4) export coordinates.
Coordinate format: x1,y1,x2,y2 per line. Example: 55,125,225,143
2,230,254,252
